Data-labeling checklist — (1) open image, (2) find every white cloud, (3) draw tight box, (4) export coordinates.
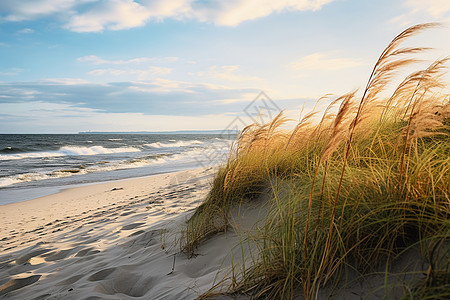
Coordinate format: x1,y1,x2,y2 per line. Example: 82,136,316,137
0,80,262,133
125,78,228,93
0,100,241,132
1,0,335,31
141,0,193,21
391,0,450,27
77,55,178,65
63,0,193,32
406,0,450,19
81,111,240,132
129,78,194,93
289,52,364,71
18,28,34,34
87,66,172,79
65,0,151,32
78,55,149,65
0,0,91,21
194,65,263,82
0,68,23,76
210,92,261,104
39,78,89,85
191,0,334,26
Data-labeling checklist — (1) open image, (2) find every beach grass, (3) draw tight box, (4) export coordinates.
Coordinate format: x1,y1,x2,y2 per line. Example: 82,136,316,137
183,23,449,299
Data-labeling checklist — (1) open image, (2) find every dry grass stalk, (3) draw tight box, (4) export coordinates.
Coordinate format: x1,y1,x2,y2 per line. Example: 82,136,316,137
184,23,449,299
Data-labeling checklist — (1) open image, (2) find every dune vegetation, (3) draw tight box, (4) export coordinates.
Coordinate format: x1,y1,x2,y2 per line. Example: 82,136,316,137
183,23,449,299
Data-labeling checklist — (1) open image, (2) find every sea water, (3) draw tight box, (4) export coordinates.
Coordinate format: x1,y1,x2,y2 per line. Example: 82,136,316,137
0,134,234,205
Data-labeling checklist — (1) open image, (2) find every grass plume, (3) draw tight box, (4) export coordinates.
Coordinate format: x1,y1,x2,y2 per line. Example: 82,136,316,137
183,23,449,299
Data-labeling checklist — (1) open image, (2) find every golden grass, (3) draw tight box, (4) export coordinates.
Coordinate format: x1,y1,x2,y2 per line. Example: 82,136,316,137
183,23,449,299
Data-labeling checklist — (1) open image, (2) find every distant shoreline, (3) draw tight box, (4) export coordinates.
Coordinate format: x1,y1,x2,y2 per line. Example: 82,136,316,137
78,130,239,135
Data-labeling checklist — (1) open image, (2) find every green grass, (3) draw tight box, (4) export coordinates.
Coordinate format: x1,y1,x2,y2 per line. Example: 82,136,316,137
182,23,450,299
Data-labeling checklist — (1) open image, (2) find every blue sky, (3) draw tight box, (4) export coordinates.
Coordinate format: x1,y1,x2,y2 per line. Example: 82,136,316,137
0,0,449,133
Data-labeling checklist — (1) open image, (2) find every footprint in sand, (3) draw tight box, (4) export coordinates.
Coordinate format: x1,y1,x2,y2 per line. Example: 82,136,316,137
120,223,145,231
31,293,52,300
87,267,116,281
43,249,74,261
75,247,100,257
93,268,152,297
73,237,99,246
16,249,52,265
0,275,41,296
56,274,85,286
121,230,165,249
128,230,145,237
120,211,134,217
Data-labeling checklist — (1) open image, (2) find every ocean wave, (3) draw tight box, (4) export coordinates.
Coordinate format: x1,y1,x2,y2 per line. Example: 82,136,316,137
0,146,141,161
0,147,25,153
145,140,203,148
0,146,227,188
59,146,140,156
0,173,51,188
0,152,64,161
0,153,171,188
0,177,23,188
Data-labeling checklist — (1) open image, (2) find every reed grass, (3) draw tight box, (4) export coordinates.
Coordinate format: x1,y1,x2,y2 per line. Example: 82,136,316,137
182,23,449,299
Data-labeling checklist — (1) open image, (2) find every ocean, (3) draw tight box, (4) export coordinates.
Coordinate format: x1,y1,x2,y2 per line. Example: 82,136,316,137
0,134,234,205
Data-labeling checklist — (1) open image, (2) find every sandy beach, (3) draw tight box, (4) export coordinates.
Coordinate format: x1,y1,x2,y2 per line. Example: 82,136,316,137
0,167,247,299
0,5,448,298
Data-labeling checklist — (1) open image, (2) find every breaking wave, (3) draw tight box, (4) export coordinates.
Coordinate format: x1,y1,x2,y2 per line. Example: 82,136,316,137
145,140,203,148
0,149,210,188
0,146,141,161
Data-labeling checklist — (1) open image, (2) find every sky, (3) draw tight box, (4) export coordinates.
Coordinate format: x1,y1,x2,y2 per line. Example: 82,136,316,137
0,0,449,133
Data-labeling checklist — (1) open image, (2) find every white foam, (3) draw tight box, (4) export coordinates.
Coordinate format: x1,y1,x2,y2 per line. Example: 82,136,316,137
0,155,168,188
0,146,141,161
0,143,228,188
0,173,51,188
145,140,203,148
0,177,22,188
59,146,140,156
87,159,165,173
0,152,63,161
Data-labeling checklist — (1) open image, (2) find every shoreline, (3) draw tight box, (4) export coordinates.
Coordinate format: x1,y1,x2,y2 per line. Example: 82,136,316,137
0,167,213,238
0,166,244,299
0,163,214,206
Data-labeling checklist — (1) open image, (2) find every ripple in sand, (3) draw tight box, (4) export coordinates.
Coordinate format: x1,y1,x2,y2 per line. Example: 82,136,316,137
0,275,41,296
88,267,116,281
121,222,145,231
43,249,74,261
16,249,52,264
56,274,85,286
75,247,100,257
93,269,152,297
29,256,46,265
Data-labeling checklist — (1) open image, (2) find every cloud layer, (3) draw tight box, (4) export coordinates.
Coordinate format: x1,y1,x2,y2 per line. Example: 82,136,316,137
406,0,450,18
0,79,259,115
290,52,364,71
0,0,335,31
0,79,312,133
391,0,450,26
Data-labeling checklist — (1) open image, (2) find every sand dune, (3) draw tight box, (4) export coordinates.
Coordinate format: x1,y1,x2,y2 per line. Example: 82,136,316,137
0,167,432,299
0,167,249,299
